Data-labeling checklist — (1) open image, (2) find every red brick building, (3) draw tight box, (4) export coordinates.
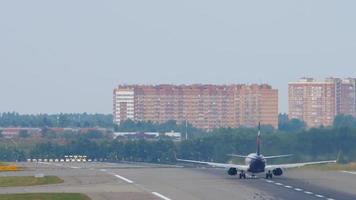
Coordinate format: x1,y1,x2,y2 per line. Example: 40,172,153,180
113,84,278,130
288,78,356,127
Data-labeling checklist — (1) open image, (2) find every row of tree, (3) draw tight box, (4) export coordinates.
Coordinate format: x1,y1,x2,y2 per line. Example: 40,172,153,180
2,126,356,163
0,112,113,128
115,119,206,136
2,112,356,133
333,115,356,129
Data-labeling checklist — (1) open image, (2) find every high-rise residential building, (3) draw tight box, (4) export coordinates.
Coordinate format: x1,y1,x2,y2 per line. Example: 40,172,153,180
288,78,356,128
339,78,356,117
113,84,278,130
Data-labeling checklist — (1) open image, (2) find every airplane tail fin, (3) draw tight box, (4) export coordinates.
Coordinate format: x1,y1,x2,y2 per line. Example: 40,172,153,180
257,122,261,156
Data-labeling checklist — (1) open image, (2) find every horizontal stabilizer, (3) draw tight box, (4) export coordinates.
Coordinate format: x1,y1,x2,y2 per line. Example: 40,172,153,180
227,154,293,159
226,154,248,158
264,154,293,159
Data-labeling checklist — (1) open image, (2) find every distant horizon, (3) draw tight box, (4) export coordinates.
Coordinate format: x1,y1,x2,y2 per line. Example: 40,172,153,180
1,77,355,115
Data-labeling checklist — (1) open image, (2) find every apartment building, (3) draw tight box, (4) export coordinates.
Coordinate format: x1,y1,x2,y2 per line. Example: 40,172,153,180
113,84,278,130
288,78,356,127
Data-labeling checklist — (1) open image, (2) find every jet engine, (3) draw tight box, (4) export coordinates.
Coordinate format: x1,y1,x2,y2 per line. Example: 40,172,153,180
227,167,237,176
272,168,283,176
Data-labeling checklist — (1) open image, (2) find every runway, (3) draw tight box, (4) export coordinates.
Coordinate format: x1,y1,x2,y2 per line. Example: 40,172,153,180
1,162,355,200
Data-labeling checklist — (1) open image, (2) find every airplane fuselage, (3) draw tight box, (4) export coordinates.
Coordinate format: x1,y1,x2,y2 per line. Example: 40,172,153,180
245,153,266,174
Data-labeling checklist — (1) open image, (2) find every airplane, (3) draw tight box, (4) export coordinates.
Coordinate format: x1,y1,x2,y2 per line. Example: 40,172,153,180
176,123,336,179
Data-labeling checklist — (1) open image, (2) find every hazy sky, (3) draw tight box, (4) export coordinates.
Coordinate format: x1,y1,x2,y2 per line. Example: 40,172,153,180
1,0,355,114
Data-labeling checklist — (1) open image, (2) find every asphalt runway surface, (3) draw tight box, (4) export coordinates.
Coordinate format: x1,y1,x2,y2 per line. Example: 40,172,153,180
1,162,356,200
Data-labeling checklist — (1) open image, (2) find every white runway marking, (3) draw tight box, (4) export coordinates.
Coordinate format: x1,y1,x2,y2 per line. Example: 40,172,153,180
263,179,337,200
152,192,172,200
100,169,172,199
115,174,134,184
341,171,356,175
42,162,175,200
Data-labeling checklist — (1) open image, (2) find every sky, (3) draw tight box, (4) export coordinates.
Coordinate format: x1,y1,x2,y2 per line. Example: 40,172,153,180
1,0,355,114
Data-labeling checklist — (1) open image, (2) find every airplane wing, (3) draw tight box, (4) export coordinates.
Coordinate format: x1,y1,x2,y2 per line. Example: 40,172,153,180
176,158,249,171
265,160,336,170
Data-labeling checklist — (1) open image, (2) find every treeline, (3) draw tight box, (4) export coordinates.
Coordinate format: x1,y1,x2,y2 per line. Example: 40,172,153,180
2,112,356,133
28,139,176,163
0,112,113,128
0,138,176,163
2,126,356,163
115,119,206,136
180,127,356,163
278,113,306,132
2,112,356,164
333,115,356,129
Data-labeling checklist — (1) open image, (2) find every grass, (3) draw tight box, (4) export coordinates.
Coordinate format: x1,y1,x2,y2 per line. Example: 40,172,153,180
303,162,356,171
0,176,63,187
0,163,8,166
0,193,90,200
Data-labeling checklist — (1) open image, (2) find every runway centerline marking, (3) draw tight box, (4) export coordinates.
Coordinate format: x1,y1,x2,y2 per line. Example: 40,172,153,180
115,174,134,184
263,179,338,200
152,192,172,200
100,169,174,200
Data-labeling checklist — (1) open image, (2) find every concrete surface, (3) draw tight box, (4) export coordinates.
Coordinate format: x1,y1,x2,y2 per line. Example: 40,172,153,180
0,162,355,200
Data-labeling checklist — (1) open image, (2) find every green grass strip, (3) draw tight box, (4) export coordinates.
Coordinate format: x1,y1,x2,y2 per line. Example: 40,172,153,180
304,162,356,171
0,193,90,200
0,176,63,187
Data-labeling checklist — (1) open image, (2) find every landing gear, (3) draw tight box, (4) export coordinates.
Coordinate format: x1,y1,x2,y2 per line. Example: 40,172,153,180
251,174,256,179
239,171,246,179
266,170,273,179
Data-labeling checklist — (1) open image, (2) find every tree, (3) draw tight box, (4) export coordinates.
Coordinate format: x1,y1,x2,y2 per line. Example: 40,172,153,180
278,114,306,132
83,130,103,139
0,112,114,128
333,115,356,128
278,113,289,129
19,130,30,138
260,124,275,134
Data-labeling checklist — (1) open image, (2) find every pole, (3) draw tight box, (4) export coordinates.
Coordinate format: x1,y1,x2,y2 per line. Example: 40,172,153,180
185,119,188,140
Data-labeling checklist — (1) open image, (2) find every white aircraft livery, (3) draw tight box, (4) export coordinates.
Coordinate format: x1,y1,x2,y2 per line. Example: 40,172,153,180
177,123,336,179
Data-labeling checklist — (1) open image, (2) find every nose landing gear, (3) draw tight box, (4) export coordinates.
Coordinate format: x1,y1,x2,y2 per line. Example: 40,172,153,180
239,171,246,179
266,170,273,179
